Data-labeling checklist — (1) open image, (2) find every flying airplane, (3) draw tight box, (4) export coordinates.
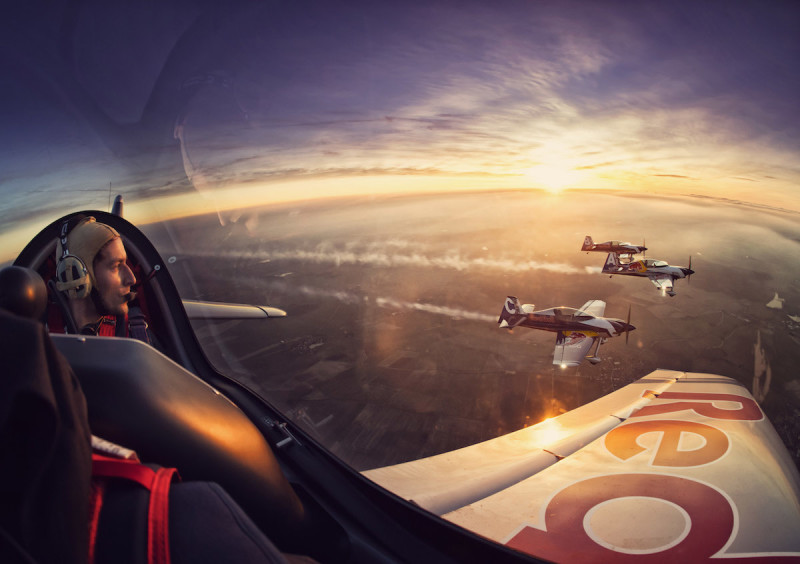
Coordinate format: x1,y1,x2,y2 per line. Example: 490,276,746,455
498,296,634,367
581,235,647,257
603,252,694,296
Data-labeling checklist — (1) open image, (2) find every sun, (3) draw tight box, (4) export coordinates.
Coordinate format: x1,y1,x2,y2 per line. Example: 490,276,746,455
522,163,584,193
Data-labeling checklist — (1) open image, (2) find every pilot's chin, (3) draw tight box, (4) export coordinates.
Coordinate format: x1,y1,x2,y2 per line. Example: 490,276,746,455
110,299,130,317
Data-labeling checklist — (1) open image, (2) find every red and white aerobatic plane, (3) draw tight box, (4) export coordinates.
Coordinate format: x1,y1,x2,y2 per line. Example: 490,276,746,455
603,252,694,297
498,296,634,367
581,235,647,257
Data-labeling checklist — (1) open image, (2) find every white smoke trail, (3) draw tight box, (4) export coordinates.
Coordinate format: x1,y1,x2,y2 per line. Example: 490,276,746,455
375,296,497,322
261,279,365,305
295,284,363,305
191,244,592,274
259,279,496,322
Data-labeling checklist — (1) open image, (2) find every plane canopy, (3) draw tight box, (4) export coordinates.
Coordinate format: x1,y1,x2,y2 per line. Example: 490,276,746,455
535,307,594,320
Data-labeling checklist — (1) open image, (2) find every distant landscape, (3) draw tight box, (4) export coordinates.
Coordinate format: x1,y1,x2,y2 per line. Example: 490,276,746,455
145,190,800,470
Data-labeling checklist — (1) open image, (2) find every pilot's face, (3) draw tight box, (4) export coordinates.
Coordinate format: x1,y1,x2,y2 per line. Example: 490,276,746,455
93,237,136,316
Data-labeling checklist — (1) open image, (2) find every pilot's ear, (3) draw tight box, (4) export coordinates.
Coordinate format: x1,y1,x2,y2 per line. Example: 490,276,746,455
55,255,92,300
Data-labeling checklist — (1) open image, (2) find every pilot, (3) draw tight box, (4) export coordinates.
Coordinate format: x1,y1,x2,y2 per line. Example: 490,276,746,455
53,216,151,342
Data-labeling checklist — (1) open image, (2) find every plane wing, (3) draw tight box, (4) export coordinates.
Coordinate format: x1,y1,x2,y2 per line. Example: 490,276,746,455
577,299,605,317
363,370,800,561
182,299,287,320
649,275,674,293
553,331,597,366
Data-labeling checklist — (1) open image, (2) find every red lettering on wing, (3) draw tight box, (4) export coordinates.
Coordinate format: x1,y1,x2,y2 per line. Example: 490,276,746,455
605,420,729,467
506,474,734,562
630,392,763,421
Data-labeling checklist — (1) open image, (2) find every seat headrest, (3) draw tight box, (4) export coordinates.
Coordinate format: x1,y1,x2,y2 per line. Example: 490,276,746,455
0,266,48,320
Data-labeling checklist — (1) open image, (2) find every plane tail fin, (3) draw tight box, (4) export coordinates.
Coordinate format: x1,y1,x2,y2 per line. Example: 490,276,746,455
581,235,594,251
602,252,620,273
499,296,525,328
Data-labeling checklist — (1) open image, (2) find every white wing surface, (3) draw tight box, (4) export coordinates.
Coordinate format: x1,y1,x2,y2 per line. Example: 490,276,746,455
363,370,800,562
649,275,674,292
577,299,606,317
553,331,596,366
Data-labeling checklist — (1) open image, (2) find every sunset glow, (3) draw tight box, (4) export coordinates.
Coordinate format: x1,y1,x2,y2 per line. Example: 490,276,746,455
1,2,798,257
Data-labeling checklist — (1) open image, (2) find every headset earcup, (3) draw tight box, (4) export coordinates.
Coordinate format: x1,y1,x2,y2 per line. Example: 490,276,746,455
56,255,92,300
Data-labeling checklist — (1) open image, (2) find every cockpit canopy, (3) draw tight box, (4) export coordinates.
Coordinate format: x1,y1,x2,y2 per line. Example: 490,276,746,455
534,307,593,320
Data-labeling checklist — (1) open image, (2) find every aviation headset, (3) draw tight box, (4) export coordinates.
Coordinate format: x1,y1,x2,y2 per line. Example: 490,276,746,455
55,217,120,300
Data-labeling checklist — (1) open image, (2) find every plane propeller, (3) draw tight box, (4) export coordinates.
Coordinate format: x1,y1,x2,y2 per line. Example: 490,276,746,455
625,304,632,345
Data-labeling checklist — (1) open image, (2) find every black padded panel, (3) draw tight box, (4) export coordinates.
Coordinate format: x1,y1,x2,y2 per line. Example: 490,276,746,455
0,266,48,320
51,334,305,542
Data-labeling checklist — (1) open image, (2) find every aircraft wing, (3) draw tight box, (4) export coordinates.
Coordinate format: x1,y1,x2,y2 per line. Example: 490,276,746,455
577,299,605,317
363,370,800,561
553,331,596,367
182,299,287,320
649,275,674,293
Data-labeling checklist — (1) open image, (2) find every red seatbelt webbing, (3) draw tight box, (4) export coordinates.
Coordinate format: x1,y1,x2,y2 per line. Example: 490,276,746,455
88,480,106,564
148,466,178,564
96,316,119,338
90,454,180,564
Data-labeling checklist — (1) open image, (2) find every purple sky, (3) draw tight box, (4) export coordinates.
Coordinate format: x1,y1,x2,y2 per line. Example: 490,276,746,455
1,0,799,242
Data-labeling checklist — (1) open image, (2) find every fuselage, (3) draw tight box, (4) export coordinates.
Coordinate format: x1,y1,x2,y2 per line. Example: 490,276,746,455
583,237,646,255
603,258,693,280
588,243,645,254
513,307,631,337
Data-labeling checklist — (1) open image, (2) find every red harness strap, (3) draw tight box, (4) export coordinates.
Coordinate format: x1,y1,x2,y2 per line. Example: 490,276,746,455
95,316,122,338
88,480,107,564
89,453,180,564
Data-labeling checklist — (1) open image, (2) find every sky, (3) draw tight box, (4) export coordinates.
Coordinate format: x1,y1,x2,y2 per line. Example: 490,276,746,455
1,0,799,257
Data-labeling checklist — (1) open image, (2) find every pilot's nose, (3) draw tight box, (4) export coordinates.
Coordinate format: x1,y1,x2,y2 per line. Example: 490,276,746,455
122,263,136,286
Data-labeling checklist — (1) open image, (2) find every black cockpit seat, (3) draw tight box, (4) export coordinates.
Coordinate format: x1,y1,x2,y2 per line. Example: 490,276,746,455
50,332,307,544
0,305,314,563
0,305,92,564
